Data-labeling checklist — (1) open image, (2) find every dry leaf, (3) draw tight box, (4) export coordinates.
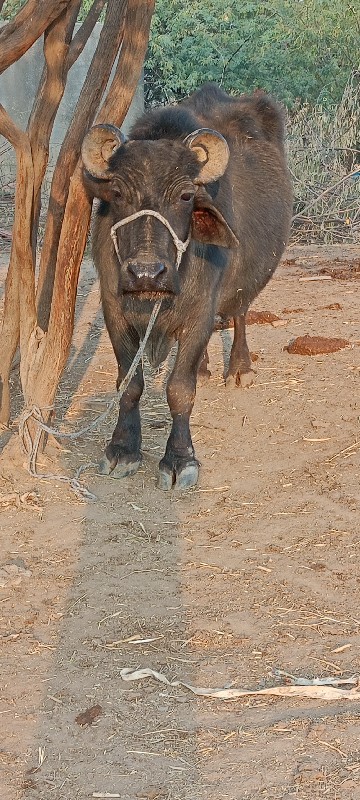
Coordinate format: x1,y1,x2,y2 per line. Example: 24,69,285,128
75,704,102,726
0,491,41,510
120,667,360,702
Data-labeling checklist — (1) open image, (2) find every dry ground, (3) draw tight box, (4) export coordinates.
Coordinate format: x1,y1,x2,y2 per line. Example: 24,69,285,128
1,244,360,800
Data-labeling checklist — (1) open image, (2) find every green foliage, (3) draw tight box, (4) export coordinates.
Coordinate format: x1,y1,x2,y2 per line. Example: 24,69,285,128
0,0,24,19
145,0,360,107
77,0,104,21
2,0,357,110
0,0,98,22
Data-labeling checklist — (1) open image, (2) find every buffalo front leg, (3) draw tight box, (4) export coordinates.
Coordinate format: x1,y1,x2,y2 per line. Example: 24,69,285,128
158,337,210,491
225,313,255,388
98,359,144,479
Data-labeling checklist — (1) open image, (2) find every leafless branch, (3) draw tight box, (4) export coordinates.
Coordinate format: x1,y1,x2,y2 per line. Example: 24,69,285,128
67,0,107,70
36,0,127,330
292,167,360,222
0,0,72,74
27,0,82,252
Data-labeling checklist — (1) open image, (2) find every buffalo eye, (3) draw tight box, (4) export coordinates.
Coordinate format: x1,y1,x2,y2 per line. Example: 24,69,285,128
180,191,194,203
112,187,122,198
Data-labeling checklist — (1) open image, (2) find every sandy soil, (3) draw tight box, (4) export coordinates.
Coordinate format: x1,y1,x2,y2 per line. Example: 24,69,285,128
1,244,360,800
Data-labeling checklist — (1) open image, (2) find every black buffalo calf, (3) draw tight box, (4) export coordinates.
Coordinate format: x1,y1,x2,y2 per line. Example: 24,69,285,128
81,83,293,489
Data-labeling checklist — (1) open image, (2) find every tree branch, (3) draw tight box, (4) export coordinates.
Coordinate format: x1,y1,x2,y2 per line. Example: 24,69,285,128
98,0,155,125
36,0,127,330
30,0,155,416
220,10,278,87
67,0,107,70
0,0,72,74
0,105,35,424
292,167,360,223
27,0,82,252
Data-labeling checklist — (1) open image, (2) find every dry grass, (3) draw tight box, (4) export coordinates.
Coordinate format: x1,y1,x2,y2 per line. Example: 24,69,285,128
288,71,360,244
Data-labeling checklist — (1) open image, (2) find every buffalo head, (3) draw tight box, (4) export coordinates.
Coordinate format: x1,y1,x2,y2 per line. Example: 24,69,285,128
81,123,238,299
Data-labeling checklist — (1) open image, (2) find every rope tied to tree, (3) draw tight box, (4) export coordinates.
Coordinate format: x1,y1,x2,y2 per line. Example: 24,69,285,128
18,298,163,500
18,404,98,501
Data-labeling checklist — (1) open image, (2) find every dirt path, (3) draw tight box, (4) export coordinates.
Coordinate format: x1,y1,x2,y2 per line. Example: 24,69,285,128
1,245,360,800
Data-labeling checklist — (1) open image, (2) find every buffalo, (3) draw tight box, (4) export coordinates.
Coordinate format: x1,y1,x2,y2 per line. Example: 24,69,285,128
81,83,293,490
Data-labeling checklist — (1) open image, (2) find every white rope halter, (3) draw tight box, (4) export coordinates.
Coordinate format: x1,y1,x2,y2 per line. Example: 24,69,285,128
110,209,191,270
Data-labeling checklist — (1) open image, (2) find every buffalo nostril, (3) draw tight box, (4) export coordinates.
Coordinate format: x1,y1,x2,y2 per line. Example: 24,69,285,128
153,262,166,277
127,262,166,279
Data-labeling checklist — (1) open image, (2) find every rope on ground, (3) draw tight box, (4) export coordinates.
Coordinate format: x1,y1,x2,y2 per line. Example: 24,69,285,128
18,299,163,501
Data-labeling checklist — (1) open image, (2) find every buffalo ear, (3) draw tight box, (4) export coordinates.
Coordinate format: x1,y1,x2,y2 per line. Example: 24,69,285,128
81,124,126,179
184,128,230,184
191,189,239,248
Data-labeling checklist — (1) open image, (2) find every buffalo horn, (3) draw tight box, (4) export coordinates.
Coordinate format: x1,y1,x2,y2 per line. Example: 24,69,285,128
184,128,230,183
81,124,126,179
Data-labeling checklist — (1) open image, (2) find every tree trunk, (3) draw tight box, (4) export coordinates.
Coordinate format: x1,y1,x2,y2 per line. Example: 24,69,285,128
67,0,107,70
36,0,127,331
28,0,155,417
0,0,155,451
0,107,36,424
27,0,82,254
0,0,113,426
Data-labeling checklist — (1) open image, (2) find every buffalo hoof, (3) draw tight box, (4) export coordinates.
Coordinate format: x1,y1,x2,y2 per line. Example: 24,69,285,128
157,468,174,491
225,369,255,389
98,455,141,478
157,461,199,491
175,463,199,490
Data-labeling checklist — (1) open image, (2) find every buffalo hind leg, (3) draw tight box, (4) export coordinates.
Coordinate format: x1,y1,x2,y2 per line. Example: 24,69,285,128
225,313,255,388
197,348,211,383
98,363,143,478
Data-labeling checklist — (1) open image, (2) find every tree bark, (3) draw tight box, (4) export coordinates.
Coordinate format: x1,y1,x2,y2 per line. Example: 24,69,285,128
29,0,155,416
0,0,96,425
27,0,82,254
67,0,107,70
99,0,155,124
0,0,72,74
36,0,127,331
0,107,35,425
0,0,156,443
